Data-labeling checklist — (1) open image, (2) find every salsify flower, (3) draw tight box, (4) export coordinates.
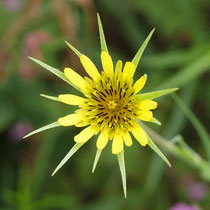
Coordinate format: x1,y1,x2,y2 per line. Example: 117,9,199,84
24,14,178,198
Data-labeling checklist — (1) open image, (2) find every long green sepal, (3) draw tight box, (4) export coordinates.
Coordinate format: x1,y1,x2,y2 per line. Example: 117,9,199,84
92,149,102,173
132,28,155,67
150,117,161,126
117,151,127,198
147,135,171,167
40,94,59,102
97,13,108,52
23,122,60,139
65,41,82,57
29,57,80,91
136,88,179,100
51,143,84,176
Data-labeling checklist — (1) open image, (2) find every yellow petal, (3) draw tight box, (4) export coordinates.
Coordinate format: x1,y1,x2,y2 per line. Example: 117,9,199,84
115,60,123,77
133,74,147,94
64,68,87,90
123,132,133,147
75,121,90,127
58,114,81,126
122,62,136,81
80,55,101,81
136,110,153,121
101,51,113,76
136,100,158,110
58,94,86,105
131,123,148,146
112,135,123,154
74,126,95,143
96,132,109,150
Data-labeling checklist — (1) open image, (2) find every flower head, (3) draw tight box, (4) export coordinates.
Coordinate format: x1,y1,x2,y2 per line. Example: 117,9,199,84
24,14,178,197
59,55,154,152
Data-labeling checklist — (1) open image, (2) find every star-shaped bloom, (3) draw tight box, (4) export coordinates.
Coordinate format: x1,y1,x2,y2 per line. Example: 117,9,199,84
24,14,178,198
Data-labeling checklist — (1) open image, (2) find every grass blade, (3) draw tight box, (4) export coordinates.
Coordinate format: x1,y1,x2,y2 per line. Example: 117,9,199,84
51,143,84,176
172,94,210,161
23,122,60,139
158,51,210,89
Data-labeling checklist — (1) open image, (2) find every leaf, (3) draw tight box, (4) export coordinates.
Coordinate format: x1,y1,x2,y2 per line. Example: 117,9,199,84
65,41,82,57
172,94,210,161
51,143,84,176
117,151,127,198
97,13,108,52
136,88,178,100
40,94,59,102
29,57,80,91
23,122,60,139
147,136,171,167
92,149,102,173
132,28,155,67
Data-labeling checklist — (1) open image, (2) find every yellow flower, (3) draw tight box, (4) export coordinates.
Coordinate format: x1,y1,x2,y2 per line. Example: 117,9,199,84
59,58,154,150
24,14,178,198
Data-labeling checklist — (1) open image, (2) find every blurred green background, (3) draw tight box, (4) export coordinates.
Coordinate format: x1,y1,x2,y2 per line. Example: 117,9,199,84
0,0,210,209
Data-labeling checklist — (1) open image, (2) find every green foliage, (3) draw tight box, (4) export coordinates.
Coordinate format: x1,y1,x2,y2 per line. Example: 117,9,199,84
0,0,210,209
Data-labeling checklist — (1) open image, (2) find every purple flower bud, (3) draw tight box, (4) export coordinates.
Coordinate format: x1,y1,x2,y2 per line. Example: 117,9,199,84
3,0,22,11
187,182,208,201
8,121,33,141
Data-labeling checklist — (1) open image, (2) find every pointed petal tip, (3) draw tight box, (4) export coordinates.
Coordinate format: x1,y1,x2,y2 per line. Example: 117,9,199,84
23,133,32,139
157,121,162,126
97,12,101,20
64,40,72,47
167,160,172,167
65,41,82,57
132,29,154,67
28,56,34,61
117,151,127,199
97,13,108,53
92,149,102,173
91,167,96,173
51,171,56,177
